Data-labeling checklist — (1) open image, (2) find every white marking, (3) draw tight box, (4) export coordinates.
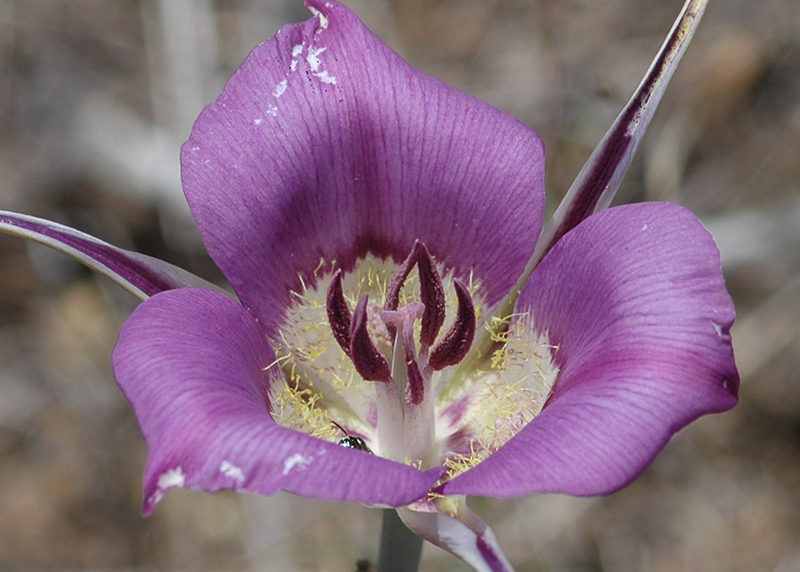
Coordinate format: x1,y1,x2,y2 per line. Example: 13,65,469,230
711,320,724,336
254,117,263,125
316,71,337,84
149,467,186,505
282,453,313,475
290,44,303,72
642,224,648,231
220,460,246,483
191,145,200,152
267,105,278,117
308,6,329,32
307,47,326,72
158,467,186,490
274,79,288,98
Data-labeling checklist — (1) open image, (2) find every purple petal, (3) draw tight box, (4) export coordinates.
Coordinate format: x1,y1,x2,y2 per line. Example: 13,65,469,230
441,202,738,497
0,210,223,300
111,287,438,514
526,0,708,269
181,0,545,333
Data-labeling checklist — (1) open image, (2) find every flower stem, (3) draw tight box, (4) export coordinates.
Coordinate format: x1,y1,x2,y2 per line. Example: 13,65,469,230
378,509,423,572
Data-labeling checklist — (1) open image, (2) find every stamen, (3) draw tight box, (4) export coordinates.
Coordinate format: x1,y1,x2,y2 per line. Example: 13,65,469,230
416,242,446,348
385,241,421,312
350,294,391,382
429,279,476,371
326,269,352,357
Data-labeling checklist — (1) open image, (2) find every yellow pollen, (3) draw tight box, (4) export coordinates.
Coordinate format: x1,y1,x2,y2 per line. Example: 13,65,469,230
443,439,489,479
436,310,559,480
403,457,424,470
270,383,337,440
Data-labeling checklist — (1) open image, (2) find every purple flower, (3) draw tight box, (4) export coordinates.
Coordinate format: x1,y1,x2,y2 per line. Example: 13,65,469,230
0,0,737,569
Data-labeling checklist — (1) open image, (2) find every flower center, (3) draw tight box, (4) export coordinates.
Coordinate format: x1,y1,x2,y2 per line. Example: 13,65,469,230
266,242,559,475
324,241,477,463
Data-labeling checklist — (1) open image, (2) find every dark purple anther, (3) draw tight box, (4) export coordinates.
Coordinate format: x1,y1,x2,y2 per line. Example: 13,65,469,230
326,269,352,357
385,241,421,312
429,279,476,371
416,242,446,348
350,294,391,382
383,242,421,343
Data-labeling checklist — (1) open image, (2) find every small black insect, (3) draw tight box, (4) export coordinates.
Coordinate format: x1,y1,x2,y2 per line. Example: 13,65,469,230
332,421,373,454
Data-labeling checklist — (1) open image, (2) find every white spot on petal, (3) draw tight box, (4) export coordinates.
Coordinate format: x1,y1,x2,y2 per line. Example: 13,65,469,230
308,7,329,33
290,59,298,72
267,105,278,117
282,453,313,475
315,71,337,85
292,44,304,57
711,320,724,336
148,467,186,505
158,467,186,490
220,460,246,483
307,47,327,72
254,118,263,125
642,223,649,231
274,79,288,98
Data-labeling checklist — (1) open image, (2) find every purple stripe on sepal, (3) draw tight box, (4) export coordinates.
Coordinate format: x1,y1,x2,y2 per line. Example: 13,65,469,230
476,535,512,572
0,210,223,300
398,505,516,572
526,0,709,268
545,132,632,252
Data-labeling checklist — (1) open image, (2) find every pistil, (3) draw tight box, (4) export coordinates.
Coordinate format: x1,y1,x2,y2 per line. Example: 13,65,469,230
324,241,478,465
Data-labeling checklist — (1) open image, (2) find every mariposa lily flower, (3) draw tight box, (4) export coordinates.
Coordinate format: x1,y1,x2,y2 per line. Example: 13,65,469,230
0,0,738,570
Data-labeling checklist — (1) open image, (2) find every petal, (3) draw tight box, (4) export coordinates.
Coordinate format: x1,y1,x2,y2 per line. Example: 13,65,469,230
441,202,738,497
111,287,438,514
181,0,545,333
0,210,223,300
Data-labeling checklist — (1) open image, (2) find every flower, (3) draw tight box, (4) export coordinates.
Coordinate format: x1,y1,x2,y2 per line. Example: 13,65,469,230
0,0,738,569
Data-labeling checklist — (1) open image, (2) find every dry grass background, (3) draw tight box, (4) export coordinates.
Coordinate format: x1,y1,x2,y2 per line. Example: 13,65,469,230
0,0,799,570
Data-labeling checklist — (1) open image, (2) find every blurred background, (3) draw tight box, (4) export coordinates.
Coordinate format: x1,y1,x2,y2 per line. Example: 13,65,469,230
0,0,799,570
